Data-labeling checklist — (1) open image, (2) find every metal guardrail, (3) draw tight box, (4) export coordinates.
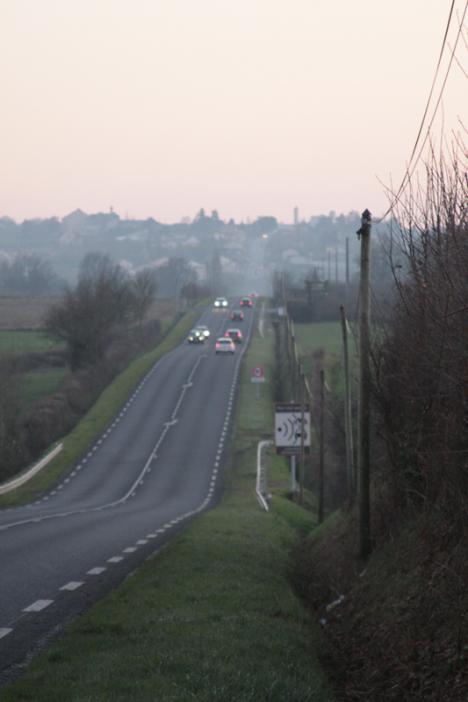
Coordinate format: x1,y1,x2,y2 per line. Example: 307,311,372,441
256,440,273,511
0,443,63,495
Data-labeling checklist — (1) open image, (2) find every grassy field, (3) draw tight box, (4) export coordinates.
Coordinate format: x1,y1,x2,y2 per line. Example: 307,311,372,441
0,296,179,331
2,316,334,702
293,321,357,362
293,320,358,394
0,296,57,330
0,330,64,356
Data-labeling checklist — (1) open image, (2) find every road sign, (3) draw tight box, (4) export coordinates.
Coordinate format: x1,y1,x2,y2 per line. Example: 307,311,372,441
275,403,311,455
251,366,265,383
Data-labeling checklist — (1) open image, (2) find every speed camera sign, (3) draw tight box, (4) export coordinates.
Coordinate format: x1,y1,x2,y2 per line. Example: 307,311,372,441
275,403,311,455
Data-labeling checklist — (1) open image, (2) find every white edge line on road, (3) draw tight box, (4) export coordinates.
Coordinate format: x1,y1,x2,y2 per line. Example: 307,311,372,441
60,581,83,591
23,599,53,613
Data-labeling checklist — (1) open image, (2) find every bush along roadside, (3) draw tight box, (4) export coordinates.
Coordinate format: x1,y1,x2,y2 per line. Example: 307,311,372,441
2,312,334,702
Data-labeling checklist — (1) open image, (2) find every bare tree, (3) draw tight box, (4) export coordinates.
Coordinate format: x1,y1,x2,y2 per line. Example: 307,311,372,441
131,268,157,326
45,253,135,369
373,141,467,524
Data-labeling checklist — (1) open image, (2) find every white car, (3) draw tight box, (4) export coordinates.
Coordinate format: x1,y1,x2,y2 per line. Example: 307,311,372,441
214,297,228,308
194,325,210,338
215,337,235,354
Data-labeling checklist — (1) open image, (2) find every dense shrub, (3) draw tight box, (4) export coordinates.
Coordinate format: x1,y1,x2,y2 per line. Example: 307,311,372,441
373,147,467,531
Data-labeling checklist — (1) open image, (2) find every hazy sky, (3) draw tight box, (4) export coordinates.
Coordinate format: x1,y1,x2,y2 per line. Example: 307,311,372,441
1,0,466,223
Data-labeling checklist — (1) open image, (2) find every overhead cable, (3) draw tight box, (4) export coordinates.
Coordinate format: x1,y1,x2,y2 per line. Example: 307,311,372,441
377,0,467,223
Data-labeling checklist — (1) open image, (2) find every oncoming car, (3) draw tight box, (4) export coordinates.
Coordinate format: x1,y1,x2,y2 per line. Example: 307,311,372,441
214,297,228,308
194,325,210,338
224,328,243,344
215,337,235,354
187,329,205,344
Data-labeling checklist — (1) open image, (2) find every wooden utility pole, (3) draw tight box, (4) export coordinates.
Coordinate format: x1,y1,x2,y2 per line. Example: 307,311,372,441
318,368,325,523
340,305,354,498
299,363,305,506
345,237,350,286
357,209,372,559
345,237,350,305
335,248,338,283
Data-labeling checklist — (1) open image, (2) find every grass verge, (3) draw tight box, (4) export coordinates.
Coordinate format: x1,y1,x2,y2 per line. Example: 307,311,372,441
2,316,334,702
0,311,199,508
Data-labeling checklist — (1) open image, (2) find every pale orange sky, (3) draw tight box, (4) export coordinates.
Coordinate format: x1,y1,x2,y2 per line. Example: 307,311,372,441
1,0,466,223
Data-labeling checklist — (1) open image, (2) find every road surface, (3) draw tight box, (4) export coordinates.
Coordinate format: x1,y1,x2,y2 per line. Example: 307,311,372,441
0,300,254,686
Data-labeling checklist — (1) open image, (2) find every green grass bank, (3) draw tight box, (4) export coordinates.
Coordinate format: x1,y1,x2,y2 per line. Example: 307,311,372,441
2,316,334,702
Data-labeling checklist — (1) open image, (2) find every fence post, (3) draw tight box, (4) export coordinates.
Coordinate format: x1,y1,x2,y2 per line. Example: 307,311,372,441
318,369,325,523
340,304,354,498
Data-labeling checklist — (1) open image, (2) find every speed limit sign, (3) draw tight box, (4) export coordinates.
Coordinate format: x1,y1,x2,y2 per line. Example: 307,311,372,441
251,366,265,383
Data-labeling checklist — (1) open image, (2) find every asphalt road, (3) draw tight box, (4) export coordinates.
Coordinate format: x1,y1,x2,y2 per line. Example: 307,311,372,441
0,300,255,686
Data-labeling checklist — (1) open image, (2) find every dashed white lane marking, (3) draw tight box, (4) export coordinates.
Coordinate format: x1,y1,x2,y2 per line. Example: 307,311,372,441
23,599,53,613
0,628,13,639
108,556,124,563
87,567,106,575
123,547,137,553
146,533,156,538
136,539,148,545
60,581,83,591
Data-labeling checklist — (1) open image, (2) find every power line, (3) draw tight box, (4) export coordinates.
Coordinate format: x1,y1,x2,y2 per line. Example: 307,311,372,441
377,0,466,223
447,41,468,78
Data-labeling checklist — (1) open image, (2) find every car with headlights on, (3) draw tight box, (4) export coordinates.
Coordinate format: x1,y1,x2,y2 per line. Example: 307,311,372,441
224,328,243,344
215,337,235,354
187,329,205,344
214,297,228,308
194,325,210,338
